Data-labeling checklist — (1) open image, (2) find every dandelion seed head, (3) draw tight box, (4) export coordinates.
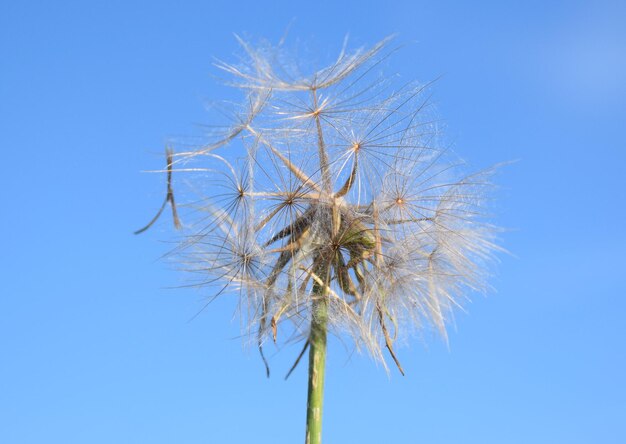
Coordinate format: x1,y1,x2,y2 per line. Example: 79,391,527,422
167,36,502,373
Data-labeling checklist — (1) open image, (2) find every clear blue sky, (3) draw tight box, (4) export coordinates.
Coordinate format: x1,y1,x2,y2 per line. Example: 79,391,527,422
2,1,625,443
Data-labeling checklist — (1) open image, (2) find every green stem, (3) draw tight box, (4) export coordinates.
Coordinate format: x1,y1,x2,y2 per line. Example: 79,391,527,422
305,278,328,444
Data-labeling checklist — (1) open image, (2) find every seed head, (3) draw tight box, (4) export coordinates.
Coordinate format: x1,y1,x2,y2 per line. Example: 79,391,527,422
167,36,501,374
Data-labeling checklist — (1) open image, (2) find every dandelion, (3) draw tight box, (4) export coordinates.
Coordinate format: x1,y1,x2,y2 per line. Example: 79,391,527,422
139,35,501,444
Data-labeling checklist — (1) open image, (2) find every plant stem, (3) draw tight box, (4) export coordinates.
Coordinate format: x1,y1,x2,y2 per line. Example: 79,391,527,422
305,278,328,444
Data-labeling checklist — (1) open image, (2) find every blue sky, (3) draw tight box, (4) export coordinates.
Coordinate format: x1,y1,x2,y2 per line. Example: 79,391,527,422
1,1,625,443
